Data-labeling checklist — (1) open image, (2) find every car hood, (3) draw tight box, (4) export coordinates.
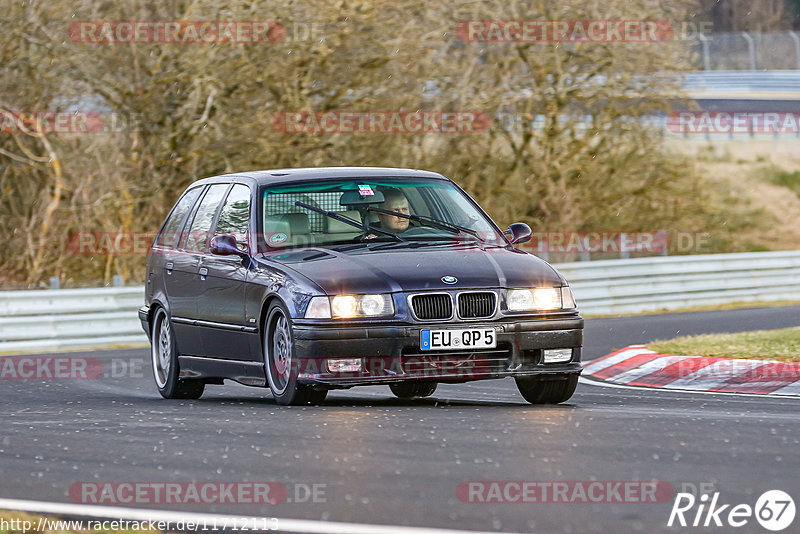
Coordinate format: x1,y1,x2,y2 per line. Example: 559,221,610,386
260,245,566,294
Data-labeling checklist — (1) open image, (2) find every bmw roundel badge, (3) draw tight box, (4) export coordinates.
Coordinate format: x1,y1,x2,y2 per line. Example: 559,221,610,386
441,275,458,284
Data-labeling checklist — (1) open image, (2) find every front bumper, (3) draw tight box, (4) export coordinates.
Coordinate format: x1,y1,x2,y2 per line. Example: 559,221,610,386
138,306,151,341
292,316,583,387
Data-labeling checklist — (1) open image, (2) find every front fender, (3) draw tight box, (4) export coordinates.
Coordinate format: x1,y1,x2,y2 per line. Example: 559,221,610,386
245,260,325,329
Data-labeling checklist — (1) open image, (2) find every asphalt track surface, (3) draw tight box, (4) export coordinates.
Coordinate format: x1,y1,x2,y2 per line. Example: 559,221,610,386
1,306,799,533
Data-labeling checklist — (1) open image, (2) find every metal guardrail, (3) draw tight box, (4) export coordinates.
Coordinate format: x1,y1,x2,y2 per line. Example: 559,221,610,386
0,251,799,353
559,250,800,315
683,71,800,97
0,287,146,353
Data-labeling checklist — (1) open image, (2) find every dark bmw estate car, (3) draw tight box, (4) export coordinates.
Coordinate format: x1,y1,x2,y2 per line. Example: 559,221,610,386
140,167,583,405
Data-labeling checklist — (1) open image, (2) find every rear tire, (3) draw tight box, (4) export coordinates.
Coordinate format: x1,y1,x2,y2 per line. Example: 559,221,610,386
264,301,328,406
389,382,438,399
515,374,578,404
150,307,205,399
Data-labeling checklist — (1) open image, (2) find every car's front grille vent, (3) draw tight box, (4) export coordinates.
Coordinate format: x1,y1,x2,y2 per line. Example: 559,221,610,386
401,346,513,377
458,292,496,318
411,294,452,320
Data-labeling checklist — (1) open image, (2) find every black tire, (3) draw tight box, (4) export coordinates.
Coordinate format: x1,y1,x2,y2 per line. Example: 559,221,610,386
150,307,205,399
264,301,328,406
515,374,578,404
389,382,438,399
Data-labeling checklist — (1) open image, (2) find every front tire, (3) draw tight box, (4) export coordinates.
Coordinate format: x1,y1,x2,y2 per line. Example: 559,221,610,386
515,374,578,404
150,307,204,399
264,301,327,406
389,382,438,399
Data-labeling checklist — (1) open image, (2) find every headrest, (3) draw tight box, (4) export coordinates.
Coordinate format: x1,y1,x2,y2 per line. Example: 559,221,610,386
281,213,310,235
264,213,310,236
325,210,362,233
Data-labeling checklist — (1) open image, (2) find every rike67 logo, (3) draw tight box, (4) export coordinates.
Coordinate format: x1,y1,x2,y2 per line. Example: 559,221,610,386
668,490,795,531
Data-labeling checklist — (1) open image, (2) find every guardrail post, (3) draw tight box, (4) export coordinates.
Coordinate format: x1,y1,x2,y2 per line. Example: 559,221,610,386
658,230,669,256
741,32,756,70
619,233,630,259
789,31,800,70
698,33,711,70
49,277,60,290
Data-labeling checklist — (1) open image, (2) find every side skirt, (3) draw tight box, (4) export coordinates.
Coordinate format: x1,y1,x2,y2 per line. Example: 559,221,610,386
178,356,267,387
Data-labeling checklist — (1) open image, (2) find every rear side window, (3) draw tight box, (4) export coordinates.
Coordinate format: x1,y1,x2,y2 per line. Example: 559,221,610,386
214,184,251,242
156,187,202,248
183,184,229,252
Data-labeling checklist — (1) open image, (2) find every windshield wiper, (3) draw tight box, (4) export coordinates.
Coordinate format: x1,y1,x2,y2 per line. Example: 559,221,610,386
368,239,471,251
366,207,484,241
293,201,404,242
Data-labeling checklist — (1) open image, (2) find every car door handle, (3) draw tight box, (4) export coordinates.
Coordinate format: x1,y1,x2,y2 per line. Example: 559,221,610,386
198,267,208,278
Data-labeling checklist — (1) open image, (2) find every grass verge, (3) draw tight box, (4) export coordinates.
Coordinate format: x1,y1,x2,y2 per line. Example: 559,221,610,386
648,327,800,362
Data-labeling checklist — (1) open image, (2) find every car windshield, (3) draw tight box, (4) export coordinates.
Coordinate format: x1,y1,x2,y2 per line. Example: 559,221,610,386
260,178,505,249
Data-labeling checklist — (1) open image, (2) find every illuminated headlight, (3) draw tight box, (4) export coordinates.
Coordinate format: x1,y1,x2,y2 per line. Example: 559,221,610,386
306,294,394,319
507,287,571,311
543,349,573,363
331,295,359,318
360,294,388,316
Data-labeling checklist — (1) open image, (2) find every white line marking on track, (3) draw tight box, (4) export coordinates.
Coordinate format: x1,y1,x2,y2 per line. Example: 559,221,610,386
578,376,800,399
771,380,800,396
0,498,513,534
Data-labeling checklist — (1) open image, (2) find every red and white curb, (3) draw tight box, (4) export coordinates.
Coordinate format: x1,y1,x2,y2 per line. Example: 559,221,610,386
583,345,800,396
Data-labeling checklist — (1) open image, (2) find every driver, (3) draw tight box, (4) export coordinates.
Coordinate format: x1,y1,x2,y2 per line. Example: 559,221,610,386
374,187,410,233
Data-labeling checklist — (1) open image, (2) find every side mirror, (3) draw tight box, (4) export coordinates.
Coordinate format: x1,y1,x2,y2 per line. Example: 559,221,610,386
506,223,532,245
210,234,248,256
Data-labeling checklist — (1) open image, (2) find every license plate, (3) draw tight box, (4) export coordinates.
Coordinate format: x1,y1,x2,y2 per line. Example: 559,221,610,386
420,328,496,351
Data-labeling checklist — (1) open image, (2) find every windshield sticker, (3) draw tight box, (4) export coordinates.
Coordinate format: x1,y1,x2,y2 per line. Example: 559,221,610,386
269,233,288,244
358,184,375,196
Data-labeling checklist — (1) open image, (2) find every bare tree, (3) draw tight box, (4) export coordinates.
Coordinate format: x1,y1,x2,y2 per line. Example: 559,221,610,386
0,0,754,286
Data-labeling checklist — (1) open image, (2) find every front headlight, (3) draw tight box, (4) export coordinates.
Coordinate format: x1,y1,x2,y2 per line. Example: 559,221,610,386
305,294,395,319
506,287,575,311
560,286,576,309
305,296,332,318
